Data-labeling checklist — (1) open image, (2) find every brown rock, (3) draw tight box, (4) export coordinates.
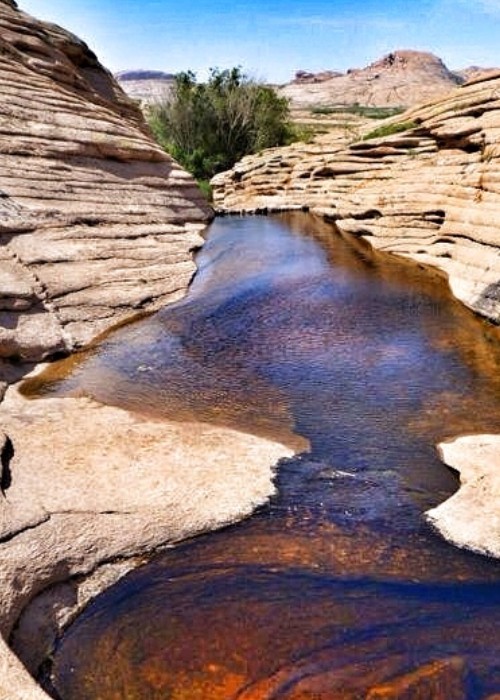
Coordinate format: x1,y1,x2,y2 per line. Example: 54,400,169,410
366,657,469,700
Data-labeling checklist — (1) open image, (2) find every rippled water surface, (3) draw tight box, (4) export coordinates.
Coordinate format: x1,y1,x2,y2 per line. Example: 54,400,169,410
26,214,500,699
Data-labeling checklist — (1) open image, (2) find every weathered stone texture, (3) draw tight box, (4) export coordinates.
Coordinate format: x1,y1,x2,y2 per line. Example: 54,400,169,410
0,0,211,363
426,435,500,558
213,74,500,324
280,50,463,109
0,383,293,699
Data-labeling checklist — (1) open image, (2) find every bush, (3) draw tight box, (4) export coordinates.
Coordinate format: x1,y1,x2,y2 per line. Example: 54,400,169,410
148,67,294,181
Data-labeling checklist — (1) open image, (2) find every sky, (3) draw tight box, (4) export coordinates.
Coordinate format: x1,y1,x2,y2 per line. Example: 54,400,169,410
18,0,500,84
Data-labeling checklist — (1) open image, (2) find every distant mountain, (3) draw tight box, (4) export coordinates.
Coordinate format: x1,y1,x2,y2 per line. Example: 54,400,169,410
115,54,500,111
280,50,465,109
456,66,500,83
115,70,175,104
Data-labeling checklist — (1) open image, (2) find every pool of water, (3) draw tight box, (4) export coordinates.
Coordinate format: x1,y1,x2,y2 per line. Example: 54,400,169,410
24,213,500,699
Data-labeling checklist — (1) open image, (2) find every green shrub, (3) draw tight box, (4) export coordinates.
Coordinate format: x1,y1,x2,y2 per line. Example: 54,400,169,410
148,67,295,181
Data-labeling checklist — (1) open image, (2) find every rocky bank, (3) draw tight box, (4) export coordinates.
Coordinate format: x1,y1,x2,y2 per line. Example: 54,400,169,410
212,74,500,558
0,0,212,366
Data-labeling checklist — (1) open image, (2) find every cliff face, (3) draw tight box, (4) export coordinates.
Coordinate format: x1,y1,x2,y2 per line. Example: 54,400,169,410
213,71,500,324
115,70,175,105
0,0,212,365
280,50,463,108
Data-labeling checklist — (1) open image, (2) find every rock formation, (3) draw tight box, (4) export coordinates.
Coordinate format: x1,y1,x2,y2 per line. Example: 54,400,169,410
0,3,281,699
115,69,175,105
213,71,500,324
0,0,212,366
280,50,464,108
427,435,500,558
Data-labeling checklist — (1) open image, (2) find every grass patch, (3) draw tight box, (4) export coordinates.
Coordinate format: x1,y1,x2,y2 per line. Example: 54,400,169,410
197,179,213,201
362,120,419,141
310,104,405,119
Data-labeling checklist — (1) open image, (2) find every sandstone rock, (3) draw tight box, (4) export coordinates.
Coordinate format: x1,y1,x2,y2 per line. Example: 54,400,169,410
280,50,463,109
366,657,469,700
213,73,500,324
426,435,500,558
0,382,294,697
115,69,175,105
0,0,211,364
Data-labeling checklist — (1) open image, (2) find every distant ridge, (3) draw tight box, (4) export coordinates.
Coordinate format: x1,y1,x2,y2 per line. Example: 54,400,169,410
280,50,472,108
115,69,175,81
115,70,175,103
115,52,500,110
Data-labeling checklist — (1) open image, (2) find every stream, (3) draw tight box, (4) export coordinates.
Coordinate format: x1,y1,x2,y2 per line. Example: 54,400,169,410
23,213,500,699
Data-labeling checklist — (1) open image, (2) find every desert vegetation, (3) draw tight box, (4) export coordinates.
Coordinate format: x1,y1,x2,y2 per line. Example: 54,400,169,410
148,67,296,189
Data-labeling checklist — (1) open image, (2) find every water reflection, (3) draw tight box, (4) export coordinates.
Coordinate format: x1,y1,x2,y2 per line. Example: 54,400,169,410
24,213,500,698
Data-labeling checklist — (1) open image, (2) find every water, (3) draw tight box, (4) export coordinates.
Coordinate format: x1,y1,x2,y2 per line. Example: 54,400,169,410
23,214,500,699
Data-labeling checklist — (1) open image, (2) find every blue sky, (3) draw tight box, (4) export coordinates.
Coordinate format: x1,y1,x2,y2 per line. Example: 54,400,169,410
18,0,500,83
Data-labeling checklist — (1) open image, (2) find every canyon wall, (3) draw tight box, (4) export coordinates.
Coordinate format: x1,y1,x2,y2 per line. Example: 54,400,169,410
0,0,212,371
213,72,500,324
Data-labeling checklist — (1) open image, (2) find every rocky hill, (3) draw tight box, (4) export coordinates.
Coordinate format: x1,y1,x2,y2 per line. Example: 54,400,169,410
115,69,175,104
0,0,211,368
280,50,464,108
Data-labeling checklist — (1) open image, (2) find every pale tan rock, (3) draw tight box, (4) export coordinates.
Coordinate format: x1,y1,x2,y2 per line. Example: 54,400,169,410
0,0,211,362
0,382,295,698
426,435,500,558
280,50,462,109
213,74,500,323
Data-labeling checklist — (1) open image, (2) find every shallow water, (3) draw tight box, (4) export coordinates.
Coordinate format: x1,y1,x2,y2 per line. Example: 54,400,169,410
27,214,500,699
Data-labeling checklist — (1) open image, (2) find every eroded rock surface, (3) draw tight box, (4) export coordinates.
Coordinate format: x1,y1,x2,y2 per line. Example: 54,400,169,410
427,435,500,558
0,0,211,363
0,383,293,699
213,73,500,324
280,50,463,109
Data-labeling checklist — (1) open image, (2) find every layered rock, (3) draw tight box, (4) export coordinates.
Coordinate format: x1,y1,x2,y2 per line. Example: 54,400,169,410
213,72,500,324
115,69,175,105
280,50,463,108
0,0,212,364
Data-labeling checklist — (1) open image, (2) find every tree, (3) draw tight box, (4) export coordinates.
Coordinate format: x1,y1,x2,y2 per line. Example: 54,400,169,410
147,67,293,182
